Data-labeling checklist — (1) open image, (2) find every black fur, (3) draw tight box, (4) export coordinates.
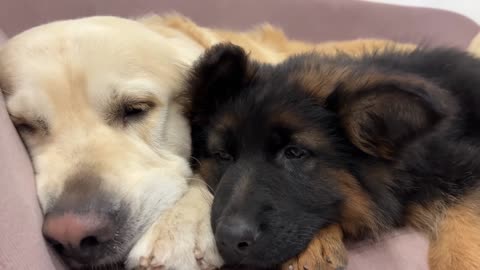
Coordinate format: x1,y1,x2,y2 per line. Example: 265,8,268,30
186,43,480,268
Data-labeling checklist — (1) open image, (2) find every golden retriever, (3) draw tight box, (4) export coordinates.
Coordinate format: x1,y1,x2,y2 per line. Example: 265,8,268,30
0,14,411,269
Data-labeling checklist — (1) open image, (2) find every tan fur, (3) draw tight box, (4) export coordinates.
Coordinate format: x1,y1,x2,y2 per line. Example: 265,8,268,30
262,160,390,270
290,65,455,162
279,55,478,269
214,113,238,131
0,13,413,269
283,224,347,270
468,32,480,57
293,131,332,152
284,170,385,270
334,170,383,238
406,193,480,270
272,111,333,151
428,203,480,270
141,13,416,64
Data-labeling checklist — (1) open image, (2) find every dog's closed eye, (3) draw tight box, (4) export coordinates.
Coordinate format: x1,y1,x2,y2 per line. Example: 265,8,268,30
16,122,37,134
9,115,48,136
106,99,156,126
122,102,152,123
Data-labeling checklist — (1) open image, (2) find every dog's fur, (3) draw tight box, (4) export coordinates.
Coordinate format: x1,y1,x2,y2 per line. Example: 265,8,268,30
187,43,480,269
0,13,412,269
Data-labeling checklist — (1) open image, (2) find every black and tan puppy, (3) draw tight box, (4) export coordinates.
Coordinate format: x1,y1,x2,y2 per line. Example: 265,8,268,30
186,43,480,270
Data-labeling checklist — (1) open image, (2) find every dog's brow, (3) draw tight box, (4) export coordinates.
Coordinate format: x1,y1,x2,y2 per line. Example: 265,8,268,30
208,130,224,149
110,81,161,106
9,114,49,132
119,94,156,105
108,88,160,110
292,130,331,150
121,79,158,93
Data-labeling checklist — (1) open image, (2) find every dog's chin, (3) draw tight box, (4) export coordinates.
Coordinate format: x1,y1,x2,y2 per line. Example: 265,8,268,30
64,249,129,269
69,261,125,270
220,241,305,269
61,226,143,270
220,228,316,269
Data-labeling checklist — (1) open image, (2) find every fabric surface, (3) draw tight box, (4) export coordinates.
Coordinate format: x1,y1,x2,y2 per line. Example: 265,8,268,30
0,31,65,269
0,29,6,44
0,91,66,269
348,229,429,270
0,0,479,48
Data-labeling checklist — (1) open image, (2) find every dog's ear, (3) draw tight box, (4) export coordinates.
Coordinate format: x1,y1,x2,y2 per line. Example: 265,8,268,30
187,43,252,124
326,79,445,159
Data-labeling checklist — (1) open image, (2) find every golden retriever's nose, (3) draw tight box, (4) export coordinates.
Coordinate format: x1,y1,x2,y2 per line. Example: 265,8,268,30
43,212,114,263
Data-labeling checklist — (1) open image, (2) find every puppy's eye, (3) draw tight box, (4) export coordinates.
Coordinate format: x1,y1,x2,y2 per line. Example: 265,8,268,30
213,150,233,162
122,103,152,123
283,146,309,159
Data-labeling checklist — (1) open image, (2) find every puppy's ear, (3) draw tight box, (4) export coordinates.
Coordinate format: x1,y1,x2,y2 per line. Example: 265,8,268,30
326,79,445,159
187,43,252,124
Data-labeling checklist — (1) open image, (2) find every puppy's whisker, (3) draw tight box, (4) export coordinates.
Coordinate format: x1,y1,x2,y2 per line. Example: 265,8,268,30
190,156,203,167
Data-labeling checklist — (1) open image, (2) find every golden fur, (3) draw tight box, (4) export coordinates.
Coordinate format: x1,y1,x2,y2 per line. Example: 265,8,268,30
0,13,412,269
406,194,480,270
468,32,480,57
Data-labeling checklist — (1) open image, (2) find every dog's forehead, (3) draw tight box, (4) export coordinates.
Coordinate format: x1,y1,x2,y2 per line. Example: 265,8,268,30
1,17,186,113
209,84,335,152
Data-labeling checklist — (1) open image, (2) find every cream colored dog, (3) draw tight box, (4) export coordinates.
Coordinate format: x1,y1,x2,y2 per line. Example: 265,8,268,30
0,14,407,269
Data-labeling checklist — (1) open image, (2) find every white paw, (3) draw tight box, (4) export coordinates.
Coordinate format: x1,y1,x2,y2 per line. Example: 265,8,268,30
127,181,223,270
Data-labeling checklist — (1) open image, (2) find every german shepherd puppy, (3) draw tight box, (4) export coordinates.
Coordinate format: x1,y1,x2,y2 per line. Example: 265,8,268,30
186,43,480,270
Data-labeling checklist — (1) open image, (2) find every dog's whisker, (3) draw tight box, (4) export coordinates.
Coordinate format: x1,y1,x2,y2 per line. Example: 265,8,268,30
186,177,215,194
190,155,203,167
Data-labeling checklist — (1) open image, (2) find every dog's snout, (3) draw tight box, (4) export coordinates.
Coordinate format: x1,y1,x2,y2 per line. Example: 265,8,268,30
215,216,258,264
42,172,130,264
43,212,115,263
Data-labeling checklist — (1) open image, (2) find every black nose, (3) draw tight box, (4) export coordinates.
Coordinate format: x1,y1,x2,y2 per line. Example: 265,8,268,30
215,216,258,264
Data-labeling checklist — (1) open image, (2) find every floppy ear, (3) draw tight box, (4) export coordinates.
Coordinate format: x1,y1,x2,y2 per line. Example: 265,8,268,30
187,43,251,124
326,80,445,159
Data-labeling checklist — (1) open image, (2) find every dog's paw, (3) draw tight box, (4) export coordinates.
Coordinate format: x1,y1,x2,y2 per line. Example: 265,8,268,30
127,181,223,270
282,225,347,270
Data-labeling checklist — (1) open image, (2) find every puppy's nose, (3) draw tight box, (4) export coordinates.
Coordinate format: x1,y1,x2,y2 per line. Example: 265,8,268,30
215,216,258,263
43,212,114,263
